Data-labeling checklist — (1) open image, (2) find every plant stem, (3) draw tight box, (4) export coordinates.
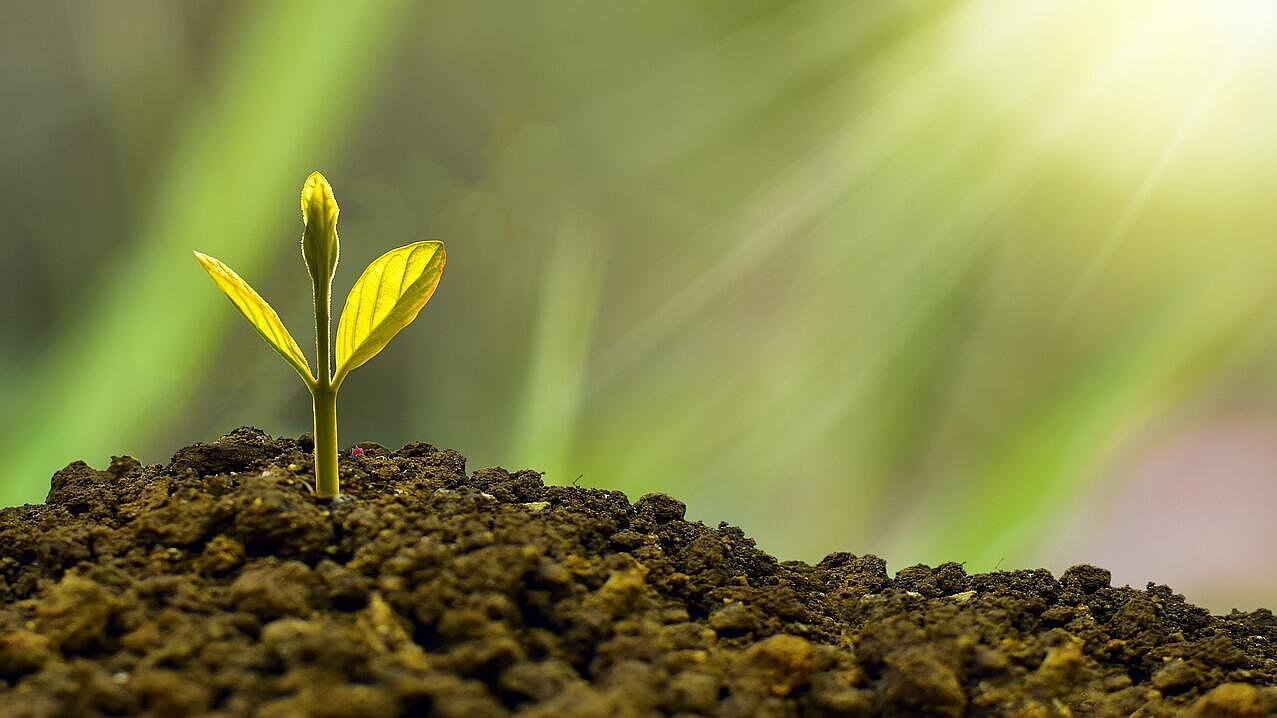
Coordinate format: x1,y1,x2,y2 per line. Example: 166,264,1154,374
312,383,339,498
313,249,338,498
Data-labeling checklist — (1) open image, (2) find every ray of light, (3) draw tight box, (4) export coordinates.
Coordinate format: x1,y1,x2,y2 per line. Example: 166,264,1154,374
1058,10,1268,321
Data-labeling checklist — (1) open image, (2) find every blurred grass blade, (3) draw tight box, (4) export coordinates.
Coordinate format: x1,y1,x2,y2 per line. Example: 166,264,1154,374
193,251,314,386
889,273,1275,568
335,241,445,382
509,221,607,480
0,0,411,507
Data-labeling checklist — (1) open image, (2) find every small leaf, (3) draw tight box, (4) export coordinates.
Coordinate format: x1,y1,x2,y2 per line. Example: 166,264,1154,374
194,251,316,386
334,241,445,382
300,171,340,286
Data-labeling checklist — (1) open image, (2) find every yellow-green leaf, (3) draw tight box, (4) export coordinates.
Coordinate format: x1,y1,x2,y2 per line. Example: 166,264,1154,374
300,171,339,286
193,251,316,386
334,241,445,382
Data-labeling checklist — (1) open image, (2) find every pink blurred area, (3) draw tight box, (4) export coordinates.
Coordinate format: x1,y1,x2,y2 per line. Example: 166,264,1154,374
1045,414,1277,613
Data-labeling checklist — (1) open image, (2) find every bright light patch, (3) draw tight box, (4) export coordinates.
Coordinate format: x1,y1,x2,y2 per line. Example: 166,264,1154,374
943,0,1277,190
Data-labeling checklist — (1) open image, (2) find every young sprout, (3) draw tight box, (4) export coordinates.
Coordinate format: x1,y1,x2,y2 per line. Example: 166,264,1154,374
194,172,445,499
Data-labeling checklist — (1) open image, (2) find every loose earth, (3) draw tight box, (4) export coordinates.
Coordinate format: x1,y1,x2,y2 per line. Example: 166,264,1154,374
1,428,1274,717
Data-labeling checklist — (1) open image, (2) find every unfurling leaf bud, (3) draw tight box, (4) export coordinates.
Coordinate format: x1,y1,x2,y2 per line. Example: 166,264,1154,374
300,171,340,285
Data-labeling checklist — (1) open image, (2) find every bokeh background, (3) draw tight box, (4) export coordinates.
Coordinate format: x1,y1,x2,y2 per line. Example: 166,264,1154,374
3,0,1277,612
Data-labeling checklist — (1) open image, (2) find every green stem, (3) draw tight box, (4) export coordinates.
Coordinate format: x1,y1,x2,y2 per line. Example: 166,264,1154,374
313,254,338,498
312,383,339,498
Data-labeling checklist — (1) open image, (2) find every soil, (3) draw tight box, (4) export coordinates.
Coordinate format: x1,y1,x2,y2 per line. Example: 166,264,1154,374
1,428,1275,717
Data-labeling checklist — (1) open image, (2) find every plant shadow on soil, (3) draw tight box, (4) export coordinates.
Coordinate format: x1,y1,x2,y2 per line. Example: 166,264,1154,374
0,427,1275,717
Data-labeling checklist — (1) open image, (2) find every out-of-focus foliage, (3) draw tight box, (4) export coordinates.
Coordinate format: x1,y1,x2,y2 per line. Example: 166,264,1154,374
3,0,1277,609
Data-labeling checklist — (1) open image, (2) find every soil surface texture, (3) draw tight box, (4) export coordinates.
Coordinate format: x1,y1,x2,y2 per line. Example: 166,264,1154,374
1,428,1275,717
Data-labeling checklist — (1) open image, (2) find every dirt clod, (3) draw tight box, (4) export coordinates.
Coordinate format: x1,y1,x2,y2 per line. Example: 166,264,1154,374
1,427,1275,716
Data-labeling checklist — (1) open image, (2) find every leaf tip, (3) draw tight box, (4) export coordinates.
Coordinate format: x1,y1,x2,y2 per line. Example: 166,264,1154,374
300,171,338,226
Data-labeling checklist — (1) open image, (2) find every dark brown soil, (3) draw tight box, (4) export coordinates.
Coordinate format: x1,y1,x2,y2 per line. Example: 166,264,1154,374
1,428,1275,717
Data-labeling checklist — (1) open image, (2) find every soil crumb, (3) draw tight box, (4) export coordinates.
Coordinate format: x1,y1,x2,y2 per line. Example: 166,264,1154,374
1,428,1274,717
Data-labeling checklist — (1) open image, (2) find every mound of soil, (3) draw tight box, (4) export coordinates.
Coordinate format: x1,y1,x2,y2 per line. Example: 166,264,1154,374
1,428,1275,717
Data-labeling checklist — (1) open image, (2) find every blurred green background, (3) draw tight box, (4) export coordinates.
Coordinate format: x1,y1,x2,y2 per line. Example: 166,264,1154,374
4,0,1277,611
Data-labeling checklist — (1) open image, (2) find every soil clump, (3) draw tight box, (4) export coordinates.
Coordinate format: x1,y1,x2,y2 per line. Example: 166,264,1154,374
1,428,1275,717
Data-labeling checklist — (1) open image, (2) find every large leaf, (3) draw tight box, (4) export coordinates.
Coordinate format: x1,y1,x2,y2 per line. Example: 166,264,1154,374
334,240,445,382
194,251,316,386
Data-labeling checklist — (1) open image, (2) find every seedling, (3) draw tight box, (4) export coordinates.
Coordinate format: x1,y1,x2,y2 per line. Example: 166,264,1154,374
195,172,445,499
